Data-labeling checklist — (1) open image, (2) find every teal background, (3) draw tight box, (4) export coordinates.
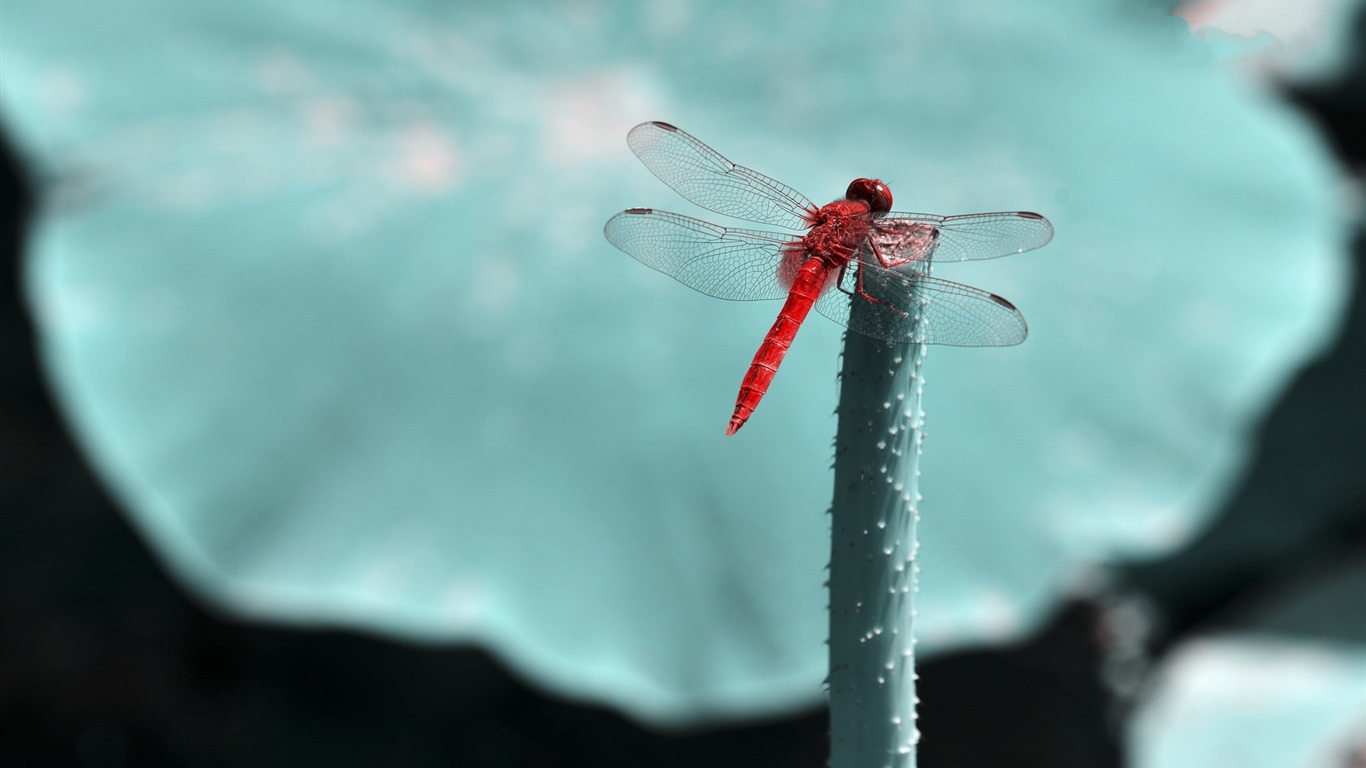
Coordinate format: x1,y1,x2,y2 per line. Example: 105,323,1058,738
0,0,1355,739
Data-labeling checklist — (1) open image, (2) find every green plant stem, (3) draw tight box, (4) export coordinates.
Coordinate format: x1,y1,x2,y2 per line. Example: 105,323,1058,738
828,331,926,768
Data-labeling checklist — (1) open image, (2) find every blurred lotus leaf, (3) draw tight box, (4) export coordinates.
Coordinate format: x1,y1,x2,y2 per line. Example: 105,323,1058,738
1132,552,1366,767
0,0,1351,723
1133,636,1366,767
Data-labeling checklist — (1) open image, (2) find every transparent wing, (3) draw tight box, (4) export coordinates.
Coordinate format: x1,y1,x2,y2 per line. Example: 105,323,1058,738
870,211,1054,263
813,256,1028,347
604,208,796,301
626,121,817,231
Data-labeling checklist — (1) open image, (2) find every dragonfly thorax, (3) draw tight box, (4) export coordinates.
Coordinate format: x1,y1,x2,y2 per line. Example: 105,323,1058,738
802,202,875,266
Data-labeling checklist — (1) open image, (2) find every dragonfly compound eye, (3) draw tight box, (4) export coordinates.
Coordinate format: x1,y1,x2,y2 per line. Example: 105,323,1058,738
846,178,893,213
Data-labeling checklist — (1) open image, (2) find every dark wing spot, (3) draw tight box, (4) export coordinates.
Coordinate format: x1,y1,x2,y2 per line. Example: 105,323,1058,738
988,293,1017,310
1018,211,1044,219
652,121,679,131
624,207,653,214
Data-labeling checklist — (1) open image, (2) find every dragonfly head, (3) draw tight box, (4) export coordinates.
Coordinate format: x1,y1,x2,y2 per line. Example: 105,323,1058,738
845,178,893,213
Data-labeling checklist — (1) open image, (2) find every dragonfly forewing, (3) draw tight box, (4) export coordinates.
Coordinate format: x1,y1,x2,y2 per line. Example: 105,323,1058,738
872,210,1053,263
626,121,817,231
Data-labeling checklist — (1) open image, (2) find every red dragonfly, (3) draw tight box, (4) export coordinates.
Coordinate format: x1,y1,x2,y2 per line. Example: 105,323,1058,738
604,121,1053,435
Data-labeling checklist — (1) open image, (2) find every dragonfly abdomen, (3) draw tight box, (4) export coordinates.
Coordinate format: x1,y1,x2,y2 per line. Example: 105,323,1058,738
726,257,830,436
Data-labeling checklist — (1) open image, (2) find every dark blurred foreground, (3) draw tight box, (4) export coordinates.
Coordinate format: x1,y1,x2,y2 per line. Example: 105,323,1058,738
3,23,1364,768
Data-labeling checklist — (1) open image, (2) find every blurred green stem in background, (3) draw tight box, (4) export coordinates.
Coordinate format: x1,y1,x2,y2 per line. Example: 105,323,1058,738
828,322,926,767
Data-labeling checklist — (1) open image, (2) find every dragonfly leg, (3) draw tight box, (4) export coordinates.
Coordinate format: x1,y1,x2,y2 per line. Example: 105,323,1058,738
834,262,855,296
868,237,918,270
852,243,909,317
